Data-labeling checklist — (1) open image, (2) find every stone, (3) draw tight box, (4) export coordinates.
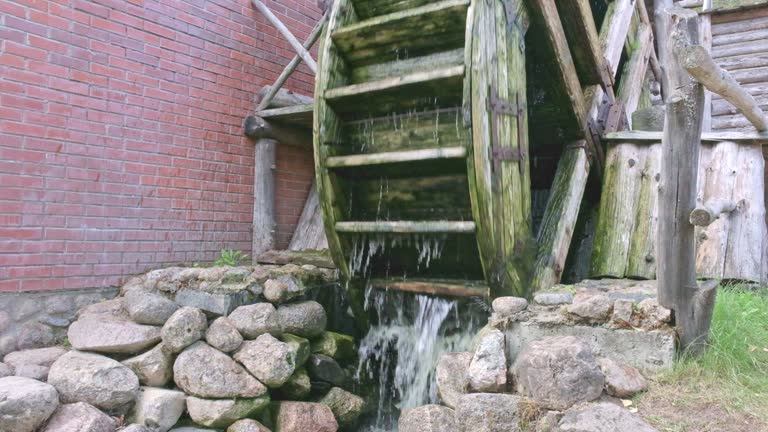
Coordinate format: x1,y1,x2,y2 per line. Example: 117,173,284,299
436,352,472,408
44,294,76,316
41,402,116,432
17,322,55,350
173,342,267,398
168,428,217,432
307,354,349,388
174,289,249,317
320,387,365,429
533,292,574,306
611,300,634,326
122,343,174,387
399,404,455,432
4,346,68,369
15,364,49,381
567,295,613,323
13,298,39,321
76,298,126,321
492,297,529,316
0,310,10,333
274,368,311,400
272,402,338,432
40,315,71,328
227,419,271,432
636,298,672,328
68,319,161,354
186,396,270,428
279,333,310,367
554,402,658,432
512,336,604,410
311,332,356,361
129,387,187,432
233,334,296,388
0,335,16,357
125,291,179,325
263,275,305,304
0,362,12,377
597,358,648,398
162,307,208,353
455,393,522,432
205,317,243,353
122,425,151,432
228,303,281,339
468,329,507,393
536,411,563,432
48,351,139,411
277,301,327,338
0,376,59,432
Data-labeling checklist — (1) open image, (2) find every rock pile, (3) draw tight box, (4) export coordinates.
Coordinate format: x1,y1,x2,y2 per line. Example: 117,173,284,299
402,295,656,432
0,264,365,432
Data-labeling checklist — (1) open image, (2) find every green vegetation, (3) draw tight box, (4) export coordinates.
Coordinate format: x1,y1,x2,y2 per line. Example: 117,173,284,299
214,249,249,267
639,286,768,431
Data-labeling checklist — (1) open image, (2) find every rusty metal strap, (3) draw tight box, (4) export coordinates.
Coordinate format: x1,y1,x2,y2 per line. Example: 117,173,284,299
487,85,527,178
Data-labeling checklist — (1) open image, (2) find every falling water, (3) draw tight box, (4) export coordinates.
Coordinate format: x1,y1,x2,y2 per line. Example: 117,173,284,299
356,286,484,431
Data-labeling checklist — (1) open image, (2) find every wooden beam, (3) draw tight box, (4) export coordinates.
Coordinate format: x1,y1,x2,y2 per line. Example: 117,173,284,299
335,221,476,233
618,23,653,124
604,130,768,143
689,199,737,226
659,6,716,353
251,0,318,73
289,182,329,251
244,115,312,147
325,146,466,168
253,139,277,257
701,0,713,132
677,44,768,131
557,0,608,87
255,86,313,109
368,279,490,298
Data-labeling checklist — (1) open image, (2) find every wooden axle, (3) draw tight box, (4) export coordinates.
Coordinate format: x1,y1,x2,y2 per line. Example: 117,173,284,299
689,199,737,226
244,115,311,148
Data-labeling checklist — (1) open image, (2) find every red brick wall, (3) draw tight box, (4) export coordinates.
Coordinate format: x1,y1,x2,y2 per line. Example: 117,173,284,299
0,0,321,292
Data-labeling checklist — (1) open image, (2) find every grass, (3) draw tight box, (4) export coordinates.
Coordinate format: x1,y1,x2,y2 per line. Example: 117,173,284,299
637,286,768,431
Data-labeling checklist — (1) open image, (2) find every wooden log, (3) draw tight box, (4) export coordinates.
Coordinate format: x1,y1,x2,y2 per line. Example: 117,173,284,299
253,139,277,257
251,0,317,73
603,130,768,143
244,115,312,147
335,221,476,233
368,279,490,298
690,198,737,226
677,44,768,131
701,0,713,132
618,23,653,124
531,143,590,291
325,146,466,168
626,143,662,279
255,86,313,109
257,249,335,268
288,181,329,251
659,6,714,353
556,0,606,86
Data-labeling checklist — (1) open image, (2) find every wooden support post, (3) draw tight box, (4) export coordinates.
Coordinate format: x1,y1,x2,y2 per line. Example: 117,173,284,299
288,181,328,251
700,0,713,131
256,85,314,109
253,139,277,257
618,23,653,124
677,45,768,131
251,0,318,73
244,115,312,147
658,6,717,353
690,199,737,226
256,13,328,111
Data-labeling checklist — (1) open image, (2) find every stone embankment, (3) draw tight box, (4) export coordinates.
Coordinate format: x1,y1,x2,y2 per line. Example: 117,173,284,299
0,264,365,432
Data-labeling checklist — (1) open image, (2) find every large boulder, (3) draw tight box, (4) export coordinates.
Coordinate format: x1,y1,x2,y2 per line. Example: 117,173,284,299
272,402,338,432
274,368,311,400
263,275,305,304
15,364,49,381
277,301,327,338
121,425,151,432
68,319,161,354
173,342,267,398
228,303,281,339
492,297,529,317
0,376,59,432
17,322,55,350
233,334,296,388
320,387,365,429
186,396,270,428
279,334,310,367
162,307,208,353
307,354,349,388
205,317,243,353
174,289,250,317
227,419,271,432
129,387,187,432
122,344,174,387
4,346,68,369
48,351,139,411
311,332,356,361
455,393,522,432
436,352,472,408
566,295,613,323
40,402,116,432
399,405,455,432
512,336,604,410
597,358,648,398
554,402,658,432
0,362,12,377
125,291,179,325
468,329,507,393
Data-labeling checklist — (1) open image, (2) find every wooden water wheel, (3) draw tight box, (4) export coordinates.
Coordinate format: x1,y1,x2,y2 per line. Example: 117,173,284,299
313,0,532,302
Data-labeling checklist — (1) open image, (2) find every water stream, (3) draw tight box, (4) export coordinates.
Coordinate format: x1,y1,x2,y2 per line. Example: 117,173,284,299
355,285,485,431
